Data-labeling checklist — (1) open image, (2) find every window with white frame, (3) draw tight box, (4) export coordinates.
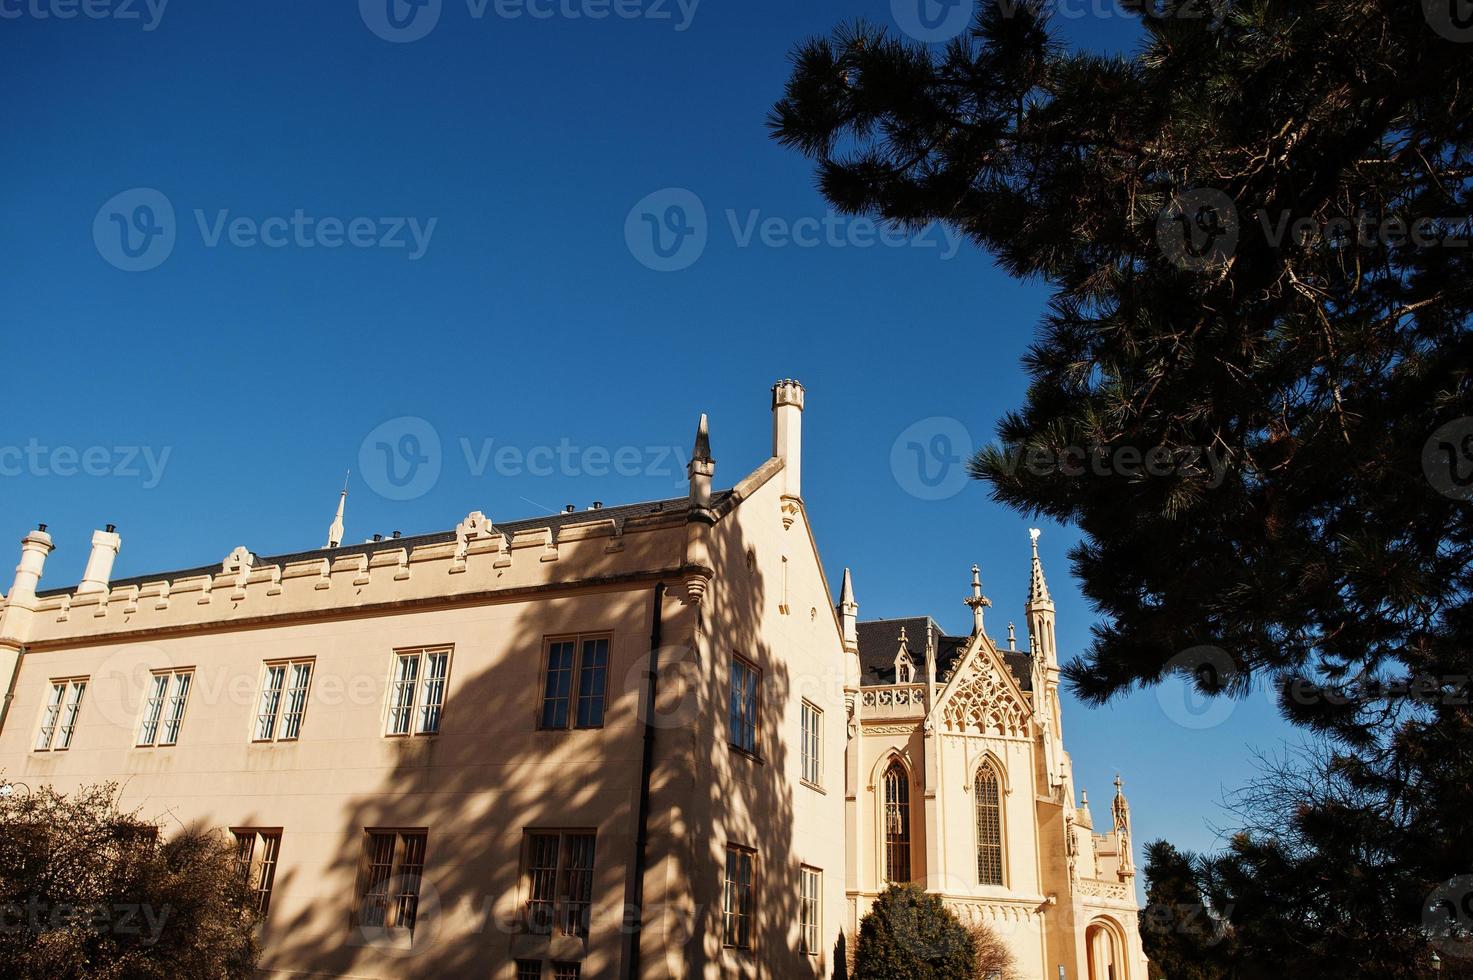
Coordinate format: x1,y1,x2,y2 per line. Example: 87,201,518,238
137,670,193,747
36,678,86,751
800,865,821,956
386,648,451,736
255,660,313,741
538,635,610,730
800,700,822,787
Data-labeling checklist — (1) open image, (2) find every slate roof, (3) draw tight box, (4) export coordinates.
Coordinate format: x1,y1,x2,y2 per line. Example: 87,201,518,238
856,616,1032,692
35,491,732,599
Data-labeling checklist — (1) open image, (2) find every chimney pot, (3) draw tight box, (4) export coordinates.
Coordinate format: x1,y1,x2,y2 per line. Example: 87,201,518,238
392,530,401,539
373,534,383,542
593,501,602,510
105,524,116,533
564,505,575,514
37,524,47,532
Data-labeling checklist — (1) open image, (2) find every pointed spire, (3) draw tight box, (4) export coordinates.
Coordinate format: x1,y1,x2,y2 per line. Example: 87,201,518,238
1113,773,1131,836
1028,527,1052,607
686,414,716,514
691,413,712,464
327,472,348,549
1007,622,1016,649
963,563,992,636
837,567,858,652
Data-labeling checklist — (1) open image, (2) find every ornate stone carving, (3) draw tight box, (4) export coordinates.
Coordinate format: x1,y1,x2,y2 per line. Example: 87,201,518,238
940,657,1029,737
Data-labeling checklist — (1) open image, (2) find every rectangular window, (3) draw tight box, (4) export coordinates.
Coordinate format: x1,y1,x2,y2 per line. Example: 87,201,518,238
729,656,760,755
722,844,756,949
800,866,821,955
552,965,581,980
539,635,609,730
138,670,193,747
516,962,541,980
255,659,313,742
386,648,451,736
523,830,597,938
232,829,282,918
800,700,822,786
36,678,86,751
357,829,428,934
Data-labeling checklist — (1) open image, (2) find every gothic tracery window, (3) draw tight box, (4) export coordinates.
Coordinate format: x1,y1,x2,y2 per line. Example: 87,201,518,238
975,762,1004,886
882,761,911,883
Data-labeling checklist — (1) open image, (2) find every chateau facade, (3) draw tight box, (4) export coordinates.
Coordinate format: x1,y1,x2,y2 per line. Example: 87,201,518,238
0,381,1144,979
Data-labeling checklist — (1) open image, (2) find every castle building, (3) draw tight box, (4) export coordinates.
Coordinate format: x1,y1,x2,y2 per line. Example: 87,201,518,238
840,546,1148,980
0,381,1144,980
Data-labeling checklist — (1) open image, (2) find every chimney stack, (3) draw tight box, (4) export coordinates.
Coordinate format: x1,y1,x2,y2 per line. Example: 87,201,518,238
771,379,805,498
9,525,55,605
77,526,122,595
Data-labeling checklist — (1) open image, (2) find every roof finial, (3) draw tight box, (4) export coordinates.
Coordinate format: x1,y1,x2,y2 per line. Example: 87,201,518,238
327,471,348,549
1007,622,1016,649
964,563,992,637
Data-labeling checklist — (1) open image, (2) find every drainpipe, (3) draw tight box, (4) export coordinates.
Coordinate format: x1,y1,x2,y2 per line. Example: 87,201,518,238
625,581,664,980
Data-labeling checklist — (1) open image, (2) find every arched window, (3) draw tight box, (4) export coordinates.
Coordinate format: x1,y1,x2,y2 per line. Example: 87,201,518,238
882,761,911,883
975,763,1004,885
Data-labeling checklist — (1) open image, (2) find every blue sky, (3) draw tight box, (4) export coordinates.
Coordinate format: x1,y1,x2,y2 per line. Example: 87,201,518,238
1,0,1291,873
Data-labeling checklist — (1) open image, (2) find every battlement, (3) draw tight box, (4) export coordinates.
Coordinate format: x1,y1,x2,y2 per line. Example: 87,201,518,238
1,493,732,649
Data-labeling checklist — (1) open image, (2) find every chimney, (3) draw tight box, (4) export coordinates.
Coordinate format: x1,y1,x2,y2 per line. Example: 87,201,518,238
9,525,55,605
771,379,805,498
77,526,122,594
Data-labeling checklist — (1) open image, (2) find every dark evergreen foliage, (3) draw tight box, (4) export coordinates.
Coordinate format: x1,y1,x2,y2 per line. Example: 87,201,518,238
854,884,978,979
773,2,1472,972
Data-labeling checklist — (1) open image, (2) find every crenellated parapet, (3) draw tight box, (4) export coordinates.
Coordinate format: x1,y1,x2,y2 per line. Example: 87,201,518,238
17,502,697,649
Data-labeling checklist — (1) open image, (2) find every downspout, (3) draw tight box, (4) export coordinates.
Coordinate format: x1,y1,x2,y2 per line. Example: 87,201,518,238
0,644,24,735
625,581,665,980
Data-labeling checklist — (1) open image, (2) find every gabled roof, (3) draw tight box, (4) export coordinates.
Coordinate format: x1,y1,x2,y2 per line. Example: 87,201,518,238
856,616,1032,691
35,491,734,599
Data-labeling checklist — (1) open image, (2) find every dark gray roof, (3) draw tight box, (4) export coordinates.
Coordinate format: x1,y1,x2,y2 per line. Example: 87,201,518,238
36,491,730,599
856,616,1032,692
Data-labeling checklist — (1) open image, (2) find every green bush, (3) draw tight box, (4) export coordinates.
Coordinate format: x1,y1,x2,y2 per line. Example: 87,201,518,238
855,884,978,980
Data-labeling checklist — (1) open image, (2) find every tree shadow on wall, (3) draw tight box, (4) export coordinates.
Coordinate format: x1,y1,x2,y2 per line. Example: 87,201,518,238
255,515,810,980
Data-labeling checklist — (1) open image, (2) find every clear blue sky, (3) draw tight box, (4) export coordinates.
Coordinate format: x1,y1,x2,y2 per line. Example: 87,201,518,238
1,0,1291,874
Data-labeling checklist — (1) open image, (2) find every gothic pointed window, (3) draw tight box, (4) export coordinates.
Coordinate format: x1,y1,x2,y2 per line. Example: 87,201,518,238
975,763,1004,886
882,761,911,883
